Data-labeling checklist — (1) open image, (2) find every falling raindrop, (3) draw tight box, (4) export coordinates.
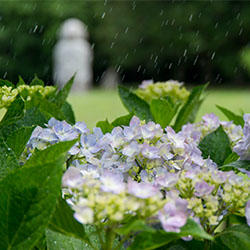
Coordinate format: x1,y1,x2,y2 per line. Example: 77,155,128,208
137,65,141,72
110,42,114,48
189,14,193,22
211,52,215,60
193,55,199,65
125,27,129,34
183,49,187,57
168,63,173,69
33,25,38,33
101,12,106,19
239,28,243,35
3,72,7,78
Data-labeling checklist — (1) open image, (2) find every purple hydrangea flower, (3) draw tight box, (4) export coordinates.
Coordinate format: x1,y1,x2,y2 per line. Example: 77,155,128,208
159,198,188,233
128,179,159,199
141,143,160,159
138,79,153,89
122,141,141,158
52,120,79,141
141,121,163,139
100,170,125,194
194,181,214,197
62,166,83,188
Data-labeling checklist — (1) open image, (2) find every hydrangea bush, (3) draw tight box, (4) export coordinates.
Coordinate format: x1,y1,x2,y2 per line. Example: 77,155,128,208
0,78,249,250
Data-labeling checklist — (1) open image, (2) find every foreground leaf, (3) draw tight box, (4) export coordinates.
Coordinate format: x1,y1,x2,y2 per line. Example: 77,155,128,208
174,84,207,132
49,198,89,244
198,126,232,166
54,75,75,107
25,140,77,168
96,119,114,133
0,153,64,249
6,126,34,158
150,98,177,128
118,85,153,122
216,105,244,127
0,136,19,180
61,102,76,125
219,160,250,172
116,219,155,235
129,219,212,250
212,224,250,250
112,113,133,127
46,229,88,250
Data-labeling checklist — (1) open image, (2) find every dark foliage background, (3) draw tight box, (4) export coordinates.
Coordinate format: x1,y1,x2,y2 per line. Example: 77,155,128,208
1,0,250,86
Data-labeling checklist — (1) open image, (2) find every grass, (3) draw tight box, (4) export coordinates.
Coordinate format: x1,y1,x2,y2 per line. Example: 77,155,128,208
68,88,250,128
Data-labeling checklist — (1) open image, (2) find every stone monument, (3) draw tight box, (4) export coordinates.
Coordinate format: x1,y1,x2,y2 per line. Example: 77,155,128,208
53,18,93,92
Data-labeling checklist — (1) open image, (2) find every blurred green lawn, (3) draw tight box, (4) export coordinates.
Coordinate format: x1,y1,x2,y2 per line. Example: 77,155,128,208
68,89,250,128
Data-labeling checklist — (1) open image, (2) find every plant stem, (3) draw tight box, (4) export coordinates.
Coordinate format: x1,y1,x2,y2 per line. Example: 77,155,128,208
103,226,116,250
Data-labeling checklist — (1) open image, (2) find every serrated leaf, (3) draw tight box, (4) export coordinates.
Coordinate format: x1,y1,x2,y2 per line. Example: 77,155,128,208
198,126,232,166
150,98,177,128
174,84,207,132
17,76,26,86
46,229,88,250
0,79,15,87
116,219,155,235
180,219,213,240
118,85,153,122
223,152,239,165
30,75,44,86
213,225,250,250
216,105,244,127
0,153,64,249
25,140,77,168
111,113,133,127
96,119,114,133
6,126,34,158
54,75,75,107
129,219,213,250
0,96,24,124
0,136,19,180
61,102,76,124
219,160,250,172
49,198,89,243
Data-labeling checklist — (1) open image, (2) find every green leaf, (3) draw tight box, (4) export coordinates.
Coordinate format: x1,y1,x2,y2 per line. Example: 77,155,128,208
49,198,89,243
150,98,177,128
111,113,133,127
0,79,15,87
0,95,24,124
165,239,205,250
180,219,213,240
219,160,250,172
128,230,179,250
6,126,34,158
198,126,232,166
0,152,64,249
25,140,77,168
96,119,114,133
30,75,44,86
17,76,26,86
0,136,19,180
116,219,155,235
118,85,153,122
216,105,244,127
223,152,239,165
129,219,213,250
61,102,76,124
213,225,250,250
46,229,88,250
174,84,207,132
54,75,75,107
